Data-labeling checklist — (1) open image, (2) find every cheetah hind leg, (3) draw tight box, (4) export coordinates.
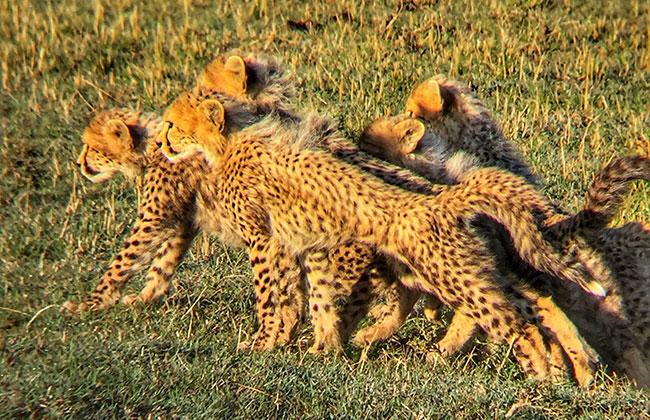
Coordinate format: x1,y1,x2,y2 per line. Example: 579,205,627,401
426,311,479,363
326,243,382,345
511,324,552,381
536,296,599,387
615,335,650,389
363,281,442,324
336,275,375,344
512,288,596,385
425,309,552,381
353,273,421,347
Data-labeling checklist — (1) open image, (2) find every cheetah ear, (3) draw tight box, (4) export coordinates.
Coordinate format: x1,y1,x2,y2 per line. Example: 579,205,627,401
105,119,134,152
393,119,425,155
224,55,247,94
406,78,454,119
199,99,225,132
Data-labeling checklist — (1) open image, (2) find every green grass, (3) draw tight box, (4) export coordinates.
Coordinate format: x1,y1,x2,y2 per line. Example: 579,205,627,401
1,0,650,418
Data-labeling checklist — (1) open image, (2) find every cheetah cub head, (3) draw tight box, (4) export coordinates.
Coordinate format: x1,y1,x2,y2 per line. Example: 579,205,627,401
198,55,248,98
198,53,297,115
159,91,228,164
358,115,426,165
77,109,152,182
359,115,478,182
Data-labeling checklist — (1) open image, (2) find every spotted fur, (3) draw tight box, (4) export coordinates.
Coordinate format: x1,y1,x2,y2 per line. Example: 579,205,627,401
193,55,606,367
357,75,650,387
194,54,454,352
158,88,617,382
64,55,421,352
63,109,208,312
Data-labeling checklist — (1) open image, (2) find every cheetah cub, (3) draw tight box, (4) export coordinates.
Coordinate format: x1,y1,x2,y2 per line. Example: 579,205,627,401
158,87,612,381
64,107,316,350
196,54,453,352
63,109,207,311
195,55,606,367
358,75,650,387
64,54,425,352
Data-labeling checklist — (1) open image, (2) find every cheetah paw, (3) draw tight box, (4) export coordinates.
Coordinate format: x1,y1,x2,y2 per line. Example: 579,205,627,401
308,342,325,354
121,294,143,306
423,307,442,323
425,346,450,366
308,331,343,354
237,337,270,351
351,331,375,347
352,325,393,347
275,329,294,347
367,305,388,320
61,300,87,315
237,340,253,351
307,341,343,354
248,334,277,351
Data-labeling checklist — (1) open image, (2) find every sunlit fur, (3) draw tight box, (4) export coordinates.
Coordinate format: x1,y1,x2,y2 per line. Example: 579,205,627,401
358,75,650,387
66,56,420,352
76,109,162,183
172,54,454,352
63,109,211,315
158,87,621,382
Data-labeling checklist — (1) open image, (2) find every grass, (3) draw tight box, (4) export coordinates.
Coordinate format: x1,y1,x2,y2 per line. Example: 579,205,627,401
1,0,650,418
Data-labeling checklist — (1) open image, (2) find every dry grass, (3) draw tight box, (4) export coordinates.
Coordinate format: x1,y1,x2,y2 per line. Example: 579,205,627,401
1,0,649,418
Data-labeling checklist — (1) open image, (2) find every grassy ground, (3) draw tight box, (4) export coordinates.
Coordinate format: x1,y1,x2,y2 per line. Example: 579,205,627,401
1,0,650,418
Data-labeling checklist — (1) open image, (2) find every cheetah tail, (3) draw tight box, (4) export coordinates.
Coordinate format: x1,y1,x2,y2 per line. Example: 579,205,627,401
581,155,650,225
466,195,608,298
547,155,650,238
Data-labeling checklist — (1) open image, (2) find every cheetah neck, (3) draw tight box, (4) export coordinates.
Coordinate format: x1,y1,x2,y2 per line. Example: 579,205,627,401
136,112,164,159
235,111,340,156
118,111,165,177
243,55,298,117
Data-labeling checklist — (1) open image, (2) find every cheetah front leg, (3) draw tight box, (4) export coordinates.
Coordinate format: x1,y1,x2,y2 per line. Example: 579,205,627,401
303,250,347,353
273,244,307,346
240,234,292,350
62,218,180,314
122,226,197,306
